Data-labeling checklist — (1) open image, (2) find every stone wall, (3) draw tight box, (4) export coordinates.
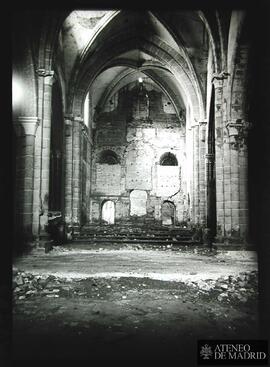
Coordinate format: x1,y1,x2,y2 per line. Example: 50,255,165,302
90,82,188,225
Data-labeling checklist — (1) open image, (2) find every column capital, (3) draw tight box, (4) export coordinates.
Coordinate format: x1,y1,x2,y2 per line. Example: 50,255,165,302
226,120,252,136
64,115,73,137
199,120,207,126
212,70,230,83
13,116,40,137
64,114,74,126
64,113,74,119
36,68,55,86
199,120,207,142
73,116,84,124
225,120,251,149
226,122,243,137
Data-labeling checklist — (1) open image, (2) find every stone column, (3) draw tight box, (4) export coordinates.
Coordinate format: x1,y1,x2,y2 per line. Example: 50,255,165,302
13,117,39,238
72,116,83,227
199,121,207,225
32,119,42,236
219,122,231,241
212,77,226,240
186,126,192,222
192,124,200,224
205,152,216,244
64,114,73,224
239,126,249,240
226,121,249,241
82,124,92,225
37,70,55,237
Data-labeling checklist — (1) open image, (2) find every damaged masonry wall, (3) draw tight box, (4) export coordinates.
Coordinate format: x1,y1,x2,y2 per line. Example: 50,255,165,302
90,81,189,225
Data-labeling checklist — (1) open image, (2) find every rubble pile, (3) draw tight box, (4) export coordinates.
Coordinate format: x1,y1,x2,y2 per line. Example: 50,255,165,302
12,269,70,300
186,270,258,304
13,265,258,306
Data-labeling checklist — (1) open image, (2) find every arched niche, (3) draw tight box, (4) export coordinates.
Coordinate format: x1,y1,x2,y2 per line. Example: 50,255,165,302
101,200,115,224
161,201,176,225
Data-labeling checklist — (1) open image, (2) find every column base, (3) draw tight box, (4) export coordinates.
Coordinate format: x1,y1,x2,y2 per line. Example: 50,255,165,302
212,242,256,251
214,233,255,249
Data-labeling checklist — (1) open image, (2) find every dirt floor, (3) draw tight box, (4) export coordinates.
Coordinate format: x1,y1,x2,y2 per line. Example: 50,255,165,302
12,245,259,366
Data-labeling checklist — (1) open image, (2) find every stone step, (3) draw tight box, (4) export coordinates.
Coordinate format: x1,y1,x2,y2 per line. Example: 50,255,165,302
81,224,190,231
80,229,192,234
74,224,198,246
75,234,193,241
72,237,199,245
78,229,193,235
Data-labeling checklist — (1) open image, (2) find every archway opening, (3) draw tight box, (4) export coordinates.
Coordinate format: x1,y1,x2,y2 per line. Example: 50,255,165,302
161,201,175,226
101,200,115,224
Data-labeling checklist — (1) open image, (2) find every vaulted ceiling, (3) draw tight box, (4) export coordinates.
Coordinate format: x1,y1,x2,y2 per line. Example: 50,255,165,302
58,10,212,121
13,8,231,122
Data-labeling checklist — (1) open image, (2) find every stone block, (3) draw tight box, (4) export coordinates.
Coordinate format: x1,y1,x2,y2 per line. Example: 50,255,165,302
231,189,239,201
231,201,240,209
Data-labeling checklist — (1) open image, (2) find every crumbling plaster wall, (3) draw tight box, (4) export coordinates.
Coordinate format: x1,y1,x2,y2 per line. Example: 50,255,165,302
90,83,189,225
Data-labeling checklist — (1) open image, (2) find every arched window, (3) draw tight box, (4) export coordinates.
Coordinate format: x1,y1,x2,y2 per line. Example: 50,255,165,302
99,150,119,165
159,152,178,166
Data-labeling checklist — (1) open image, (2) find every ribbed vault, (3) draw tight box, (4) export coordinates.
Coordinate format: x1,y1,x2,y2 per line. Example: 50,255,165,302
63,10,211,122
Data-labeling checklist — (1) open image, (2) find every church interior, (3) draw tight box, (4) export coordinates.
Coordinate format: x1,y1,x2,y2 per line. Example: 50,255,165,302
8,3,270,365
12,8,259,247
